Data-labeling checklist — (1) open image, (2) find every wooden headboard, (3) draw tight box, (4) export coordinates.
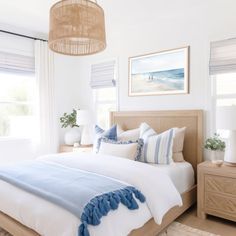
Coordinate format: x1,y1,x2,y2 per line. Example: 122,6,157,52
110,110,203,175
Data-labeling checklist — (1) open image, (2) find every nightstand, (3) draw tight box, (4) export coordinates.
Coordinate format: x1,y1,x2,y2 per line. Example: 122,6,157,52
59,145,93,153
197,161,236,222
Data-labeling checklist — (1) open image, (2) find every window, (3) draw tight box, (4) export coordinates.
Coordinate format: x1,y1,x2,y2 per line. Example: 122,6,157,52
210,38,236,139
212,73,236,138
94,87,117,129
90,59,117,128
0,70,36,138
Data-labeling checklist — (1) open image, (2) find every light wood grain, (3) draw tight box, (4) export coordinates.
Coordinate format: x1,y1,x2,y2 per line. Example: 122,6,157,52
59,145,93,153
177,206,236,236
197,161,236,222
59,145,73,153
0,212,39,236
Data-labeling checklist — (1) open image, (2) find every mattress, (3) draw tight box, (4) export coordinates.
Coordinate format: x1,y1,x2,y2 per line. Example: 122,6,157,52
150,161,195,194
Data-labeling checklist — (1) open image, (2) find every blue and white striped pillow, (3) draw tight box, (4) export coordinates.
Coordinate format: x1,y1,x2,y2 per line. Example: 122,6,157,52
139,123,175,164
94,125,117,153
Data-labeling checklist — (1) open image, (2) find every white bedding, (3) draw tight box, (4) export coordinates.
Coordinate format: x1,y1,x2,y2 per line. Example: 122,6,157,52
0,153,183,236
150,162,195,194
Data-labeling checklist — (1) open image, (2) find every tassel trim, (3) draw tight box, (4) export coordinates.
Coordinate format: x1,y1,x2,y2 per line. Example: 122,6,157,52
78,186,145,236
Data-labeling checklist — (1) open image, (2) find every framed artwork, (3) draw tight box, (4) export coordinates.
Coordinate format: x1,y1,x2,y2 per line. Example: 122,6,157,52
129,46,189,96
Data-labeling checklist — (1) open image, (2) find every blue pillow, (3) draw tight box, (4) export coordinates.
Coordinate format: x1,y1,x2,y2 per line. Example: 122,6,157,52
94,125,117,152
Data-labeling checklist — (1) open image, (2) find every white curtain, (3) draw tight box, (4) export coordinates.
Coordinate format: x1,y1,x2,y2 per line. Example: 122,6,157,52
35,40,57,155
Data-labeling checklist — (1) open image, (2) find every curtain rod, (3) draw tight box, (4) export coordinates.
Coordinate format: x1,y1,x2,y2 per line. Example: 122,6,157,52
0,30,48,42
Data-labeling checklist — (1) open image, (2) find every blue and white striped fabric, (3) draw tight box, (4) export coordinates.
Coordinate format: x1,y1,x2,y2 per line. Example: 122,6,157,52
93,125,117,152
138,123,175,164
139,122,156,140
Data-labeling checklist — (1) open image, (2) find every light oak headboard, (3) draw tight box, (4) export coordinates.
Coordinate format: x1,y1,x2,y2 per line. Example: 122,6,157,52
110,110,203,176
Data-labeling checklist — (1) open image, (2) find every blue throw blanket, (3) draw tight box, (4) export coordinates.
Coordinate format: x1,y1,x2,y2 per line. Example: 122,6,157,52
0,161,145,236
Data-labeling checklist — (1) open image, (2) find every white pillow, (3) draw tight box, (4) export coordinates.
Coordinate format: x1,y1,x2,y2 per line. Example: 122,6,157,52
139,122,156,139
173,127,186,162
118,128,140,142
98,142,138,160
98,139,143,160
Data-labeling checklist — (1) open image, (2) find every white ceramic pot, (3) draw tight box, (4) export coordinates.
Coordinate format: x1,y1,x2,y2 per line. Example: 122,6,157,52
205,149,225,161
64,127,81,145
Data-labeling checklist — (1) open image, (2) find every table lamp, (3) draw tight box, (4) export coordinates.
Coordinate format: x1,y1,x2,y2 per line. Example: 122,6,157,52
76,110,93,146
216,106,236,166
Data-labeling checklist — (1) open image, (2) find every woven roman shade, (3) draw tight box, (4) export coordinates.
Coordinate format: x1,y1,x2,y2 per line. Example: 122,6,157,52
0,51,35,73
49,0,106,56
210,38,236,75
90,60,116,89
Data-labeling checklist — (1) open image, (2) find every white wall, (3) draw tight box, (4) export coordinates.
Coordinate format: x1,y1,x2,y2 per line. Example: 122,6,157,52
54,54,90,144
1,0,236,161
72,0,236,137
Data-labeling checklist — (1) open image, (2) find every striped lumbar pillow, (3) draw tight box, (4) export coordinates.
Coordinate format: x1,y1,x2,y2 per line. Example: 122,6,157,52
139,123,175,164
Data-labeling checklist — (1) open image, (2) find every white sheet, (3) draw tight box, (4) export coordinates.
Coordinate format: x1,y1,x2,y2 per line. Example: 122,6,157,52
150,162,195,194
0,153,182,236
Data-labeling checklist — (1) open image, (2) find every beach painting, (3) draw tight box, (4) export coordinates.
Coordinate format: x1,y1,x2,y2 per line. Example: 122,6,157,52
129,47,189,96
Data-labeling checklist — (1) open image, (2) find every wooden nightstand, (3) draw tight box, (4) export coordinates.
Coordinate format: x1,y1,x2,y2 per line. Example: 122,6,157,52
197,161,236,222
59,145,93,153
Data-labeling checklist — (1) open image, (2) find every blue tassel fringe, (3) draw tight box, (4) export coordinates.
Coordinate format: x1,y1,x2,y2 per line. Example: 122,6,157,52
78,186,145,236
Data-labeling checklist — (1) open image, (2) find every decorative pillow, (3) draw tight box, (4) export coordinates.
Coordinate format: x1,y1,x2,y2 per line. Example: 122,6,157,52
93,125,117,153
139,122,156,140
98,138,143,160
139,123,175,164
173,127,186,162
117,127,140,142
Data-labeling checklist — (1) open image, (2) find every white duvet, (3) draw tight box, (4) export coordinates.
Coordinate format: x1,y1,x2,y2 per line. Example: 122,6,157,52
0,153,182,236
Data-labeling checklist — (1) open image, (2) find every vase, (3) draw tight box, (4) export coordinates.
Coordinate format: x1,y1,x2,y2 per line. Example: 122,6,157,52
64,127,81,146
205,149,225,161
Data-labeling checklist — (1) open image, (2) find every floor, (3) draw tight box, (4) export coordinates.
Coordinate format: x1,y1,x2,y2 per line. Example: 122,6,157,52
176,205,236,236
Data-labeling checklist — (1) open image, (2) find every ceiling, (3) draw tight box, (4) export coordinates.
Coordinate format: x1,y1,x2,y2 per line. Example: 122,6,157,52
0,0,58,39
0,0,228,40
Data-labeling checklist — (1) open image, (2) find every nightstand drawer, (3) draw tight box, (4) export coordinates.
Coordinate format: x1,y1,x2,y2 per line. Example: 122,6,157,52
205,192,236,221
205,174,236,196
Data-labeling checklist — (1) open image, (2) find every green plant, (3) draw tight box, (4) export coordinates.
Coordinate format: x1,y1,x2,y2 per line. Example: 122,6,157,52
204,133,225,151
60,109,79,128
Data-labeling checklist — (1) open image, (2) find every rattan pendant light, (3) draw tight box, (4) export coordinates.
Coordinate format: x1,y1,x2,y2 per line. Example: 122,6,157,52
49,0,106,56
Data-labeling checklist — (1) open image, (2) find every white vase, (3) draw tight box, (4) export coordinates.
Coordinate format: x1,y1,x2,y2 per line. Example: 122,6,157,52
206,149,225,161
64,128,81,146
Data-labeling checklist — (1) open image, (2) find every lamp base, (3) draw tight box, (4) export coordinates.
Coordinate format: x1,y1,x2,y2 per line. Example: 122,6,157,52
224,130,236,165
80,125,93,146
224,161,236,167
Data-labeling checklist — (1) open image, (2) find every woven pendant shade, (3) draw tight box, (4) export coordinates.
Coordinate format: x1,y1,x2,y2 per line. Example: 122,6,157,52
49,0,106,56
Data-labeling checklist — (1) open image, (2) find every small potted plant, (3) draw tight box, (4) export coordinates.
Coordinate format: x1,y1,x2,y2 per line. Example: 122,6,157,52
204,133,226,161
60,109,80,145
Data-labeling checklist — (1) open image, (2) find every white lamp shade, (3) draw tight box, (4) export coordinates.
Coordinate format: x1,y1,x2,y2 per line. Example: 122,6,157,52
76,110,91,126
216,106,236,130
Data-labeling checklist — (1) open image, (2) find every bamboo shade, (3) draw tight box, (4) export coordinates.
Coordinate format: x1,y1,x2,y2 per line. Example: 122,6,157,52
49,0,106,56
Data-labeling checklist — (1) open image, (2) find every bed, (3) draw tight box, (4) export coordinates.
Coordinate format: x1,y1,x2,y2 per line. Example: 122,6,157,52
0,110,203,236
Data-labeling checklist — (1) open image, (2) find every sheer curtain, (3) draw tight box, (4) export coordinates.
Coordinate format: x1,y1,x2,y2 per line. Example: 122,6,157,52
35,40,57,155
